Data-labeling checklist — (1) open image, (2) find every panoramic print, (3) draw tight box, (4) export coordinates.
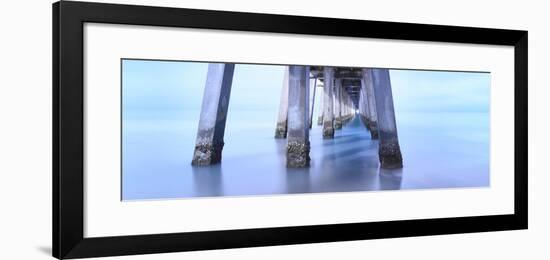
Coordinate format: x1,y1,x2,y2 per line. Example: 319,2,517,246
121,60,490,200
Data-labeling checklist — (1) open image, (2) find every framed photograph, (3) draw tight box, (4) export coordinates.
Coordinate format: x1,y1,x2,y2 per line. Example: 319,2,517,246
53,1,528,259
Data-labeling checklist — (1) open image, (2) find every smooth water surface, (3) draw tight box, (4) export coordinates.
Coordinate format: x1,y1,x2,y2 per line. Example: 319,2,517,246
122,111,489,200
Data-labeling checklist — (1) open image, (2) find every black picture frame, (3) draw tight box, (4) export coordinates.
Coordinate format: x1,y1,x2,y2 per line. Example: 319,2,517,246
53,1,528,259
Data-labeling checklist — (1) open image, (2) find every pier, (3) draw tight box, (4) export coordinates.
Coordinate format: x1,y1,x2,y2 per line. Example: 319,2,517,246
192,64,403,169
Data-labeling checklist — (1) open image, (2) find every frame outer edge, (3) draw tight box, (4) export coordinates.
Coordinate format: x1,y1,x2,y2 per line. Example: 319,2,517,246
52,1,60,259
53,1,529,259
514,31,528,229
57,1,86,258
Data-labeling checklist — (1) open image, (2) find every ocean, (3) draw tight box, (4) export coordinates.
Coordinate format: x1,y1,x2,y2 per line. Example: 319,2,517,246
122,110,490,200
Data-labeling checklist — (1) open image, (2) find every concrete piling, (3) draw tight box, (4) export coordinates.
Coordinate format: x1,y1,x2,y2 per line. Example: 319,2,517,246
370,68,403,169
317,84,324,126
340,90,346,122
359,86,371,130
346,94,353,122
362,69,379,139
334,79,343,130
340,90,351,123
275,67,290,138
286,66,311,168
192,63,235,166
309,77,318,129
322,67,335,139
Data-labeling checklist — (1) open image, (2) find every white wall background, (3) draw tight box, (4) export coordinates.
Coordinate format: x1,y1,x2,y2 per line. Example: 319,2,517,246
0,0,546,259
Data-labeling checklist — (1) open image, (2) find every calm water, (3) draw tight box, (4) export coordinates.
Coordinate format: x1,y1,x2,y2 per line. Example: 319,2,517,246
122,111,489,200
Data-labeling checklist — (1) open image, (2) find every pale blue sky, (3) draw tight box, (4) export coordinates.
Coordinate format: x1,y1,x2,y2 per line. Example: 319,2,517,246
390,70,490,113
122,59,490,120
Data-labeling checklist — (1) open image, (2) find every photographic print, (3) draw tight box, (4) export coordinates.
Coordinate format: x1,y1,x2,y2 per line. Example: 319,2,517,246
121,60,490,200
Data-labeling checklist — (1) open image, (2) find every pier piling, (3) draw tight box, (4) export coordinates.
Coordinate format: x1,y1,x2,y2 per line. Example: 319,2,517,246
362,69,379,139
192,63,235,166
275,67,290,138
334,79,343,130
322,67,335,139
371,68,403,169
286,66,311,168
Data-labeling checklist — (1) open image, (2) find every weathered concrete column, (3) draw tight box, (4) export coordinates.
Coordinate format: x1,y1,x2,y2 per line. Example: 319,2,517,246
350,95,354,118
352,99,356,115
275,67,290,138
322,67,335,138
286,66,311,168
364,88,371,119
359,86,371,130
309,77,318,129
350,97,354,116
346,93,351,118
371,68,403,169
317,85,324,126
334,79,342,130
359,87,365,125
342,90,350,122
192,63,235,166
341,90,346,120
362,69,379,139
358,90,364,118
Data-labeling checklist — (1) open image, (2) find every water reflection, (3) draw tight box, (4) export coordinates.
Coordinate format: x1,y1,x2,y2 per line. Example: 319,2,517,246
379,168,403,190
192,165,223,197
285,169,310,194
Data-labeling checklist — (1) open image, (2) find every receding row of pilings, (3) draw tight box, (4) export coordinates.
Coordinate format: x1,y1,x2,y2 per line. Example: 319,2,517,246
275,67,356,139
191,63,403,169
